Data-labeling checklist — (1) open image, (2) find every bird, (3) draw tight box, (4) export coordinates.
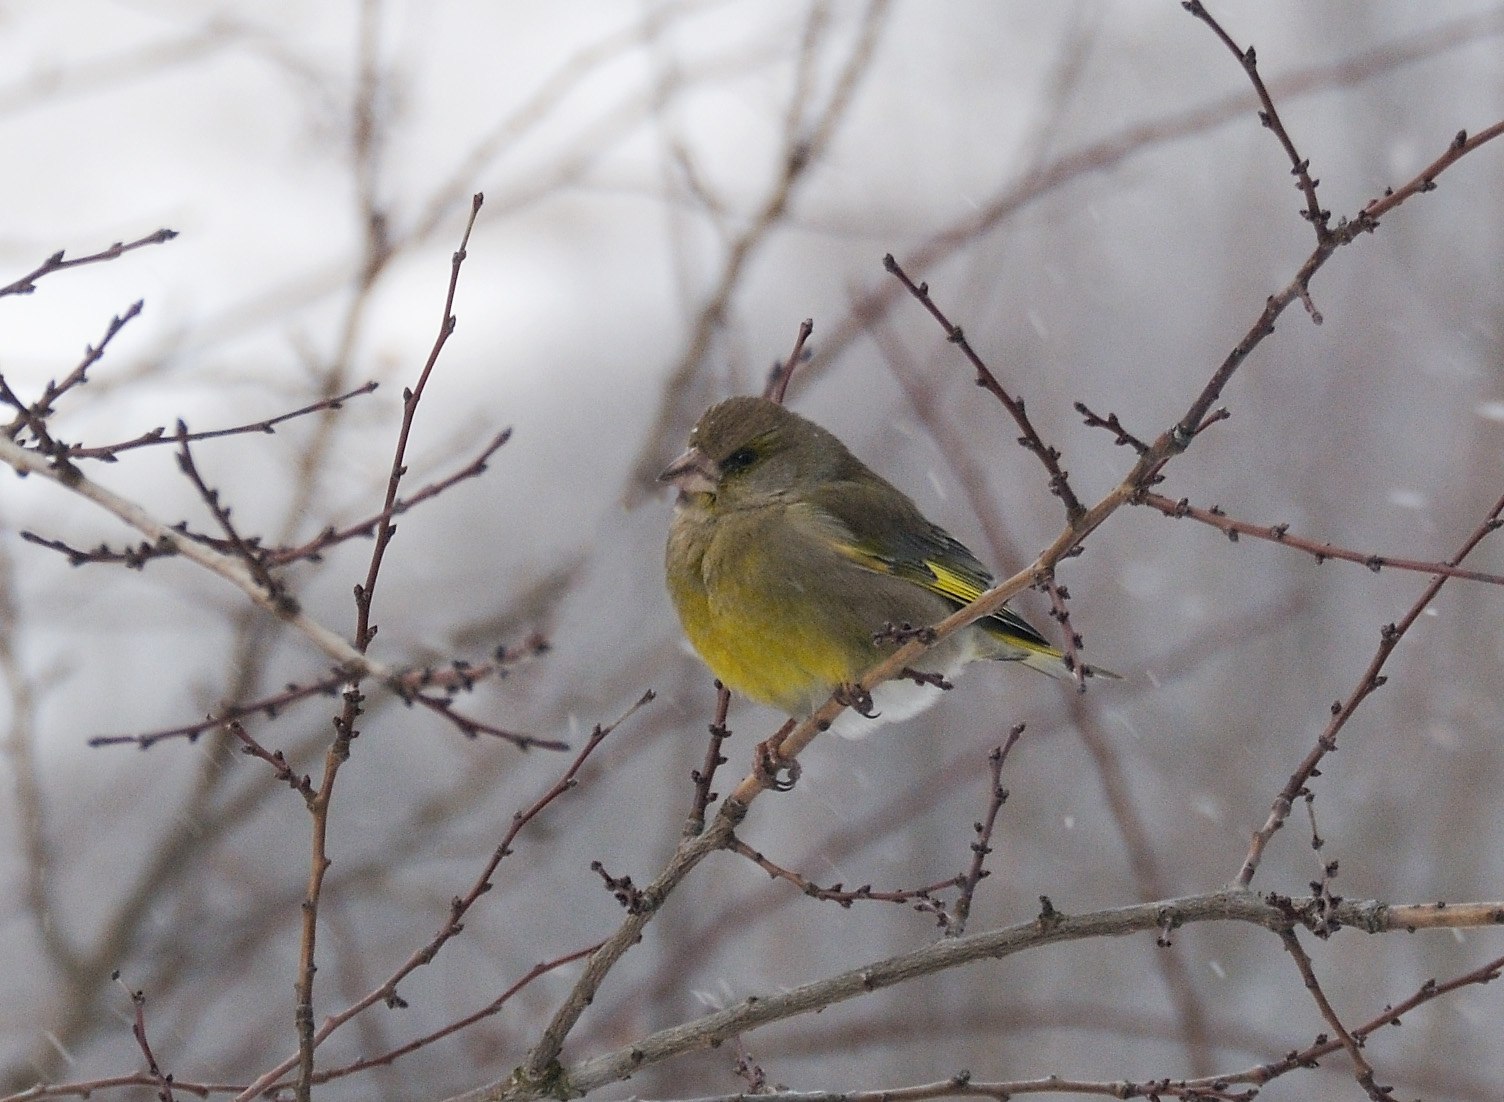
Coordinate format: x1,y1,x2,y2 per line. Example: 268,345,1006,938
660,395,1116,737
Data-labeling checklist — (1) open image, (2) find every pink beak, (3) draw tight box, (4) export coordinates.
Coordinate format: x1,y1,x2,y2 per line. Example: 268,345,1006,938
658,446,720,495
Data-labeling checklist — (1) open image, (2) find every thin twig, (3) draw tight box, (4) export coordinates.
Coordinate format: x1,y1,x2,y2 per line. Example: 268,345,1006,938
764,318,814,404
883,255,1084,522
1140,490,1504,585
1235,490,1504,887
1037,572,1086,690
236,690,651,1102
1183,2,1329,239
949,729,1023,937
264,428,512,566
64,382,379,460
1,303,147,442
1359,120,1504,225
727,834,965,913
1073,400,1149,454
175,423,284,596
627,0,893,496
224,720,317,802
0,229,177,298
1275,925,1384,1099
115,974,176,1102
684,685,732,838
294,943,606,1089
88,640,551,750
292,191,486,1102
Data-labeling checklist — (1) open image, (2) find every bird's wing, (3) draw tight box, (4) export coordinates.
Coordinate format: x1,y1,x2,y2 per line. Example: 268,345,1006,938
804,479,1056,654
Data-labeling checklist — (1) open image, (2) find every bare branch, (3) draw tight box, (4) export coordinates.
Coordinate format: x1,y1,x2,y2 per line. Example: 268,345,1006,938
1141,490,1504,583
1236,490,1504,887
0,229,177,298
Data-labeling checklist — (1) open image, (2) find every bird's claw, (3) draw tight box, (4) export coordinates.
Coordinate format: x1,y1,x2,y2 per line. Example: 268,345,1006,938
899,666,953,691
754,737,801,792
833,682,879,718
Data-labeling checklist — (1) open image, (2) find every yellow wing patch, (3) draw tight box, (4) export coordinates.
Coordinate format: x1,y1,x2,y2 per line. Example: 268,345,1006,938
825,535,1056,656
923,558,985,604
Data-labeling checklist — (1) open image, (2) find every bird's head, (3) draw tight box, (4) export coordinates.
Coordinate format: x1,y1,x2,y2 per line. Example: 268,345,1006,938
658,395,852,510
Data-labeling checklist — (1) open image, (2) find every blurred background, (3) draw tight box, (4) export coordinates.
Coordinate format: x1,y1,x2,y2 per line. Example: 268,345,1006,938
2,2,1503,1099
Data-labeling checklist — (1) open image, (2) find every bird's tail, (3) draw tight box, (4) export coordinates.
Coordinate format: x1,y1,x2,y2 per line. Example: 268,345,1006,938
1015,646,1122,683
976,606,1122,683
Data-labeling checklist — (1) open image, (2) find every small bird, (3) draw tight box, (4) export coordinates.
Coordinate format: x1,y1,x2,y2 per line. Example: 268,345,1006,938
660,396,1116,737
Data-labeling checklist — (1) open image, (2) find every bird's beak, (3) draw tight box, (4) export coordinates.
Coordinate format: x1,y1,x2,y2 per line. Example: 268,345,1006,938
658,446,720,495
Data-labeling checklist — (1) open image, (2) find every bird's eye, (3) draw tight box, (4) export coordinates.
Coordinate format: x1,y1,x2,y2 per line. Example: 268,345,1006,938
722,447,757,474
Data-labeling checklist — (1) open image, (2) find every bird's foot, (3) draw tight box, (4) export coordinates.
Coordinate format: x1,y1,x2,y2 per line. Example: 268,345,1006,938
753,719,801,792
833,682,879,718
898,667,953,691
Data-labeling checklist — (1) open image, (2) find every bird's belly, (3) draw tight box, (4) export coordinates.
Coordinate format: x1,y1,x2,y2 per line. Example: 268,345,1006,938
684,599,855,717
667,504,975,728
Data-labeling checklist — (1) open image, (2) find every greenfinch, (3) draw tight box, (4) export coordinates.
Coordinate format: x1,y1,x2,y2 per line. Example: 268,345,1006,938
660,396,1115,736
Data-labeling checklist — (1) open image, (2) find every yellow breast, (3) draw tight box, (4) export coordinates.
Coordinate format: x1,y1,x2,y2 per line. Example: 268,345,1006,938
665,500,859,716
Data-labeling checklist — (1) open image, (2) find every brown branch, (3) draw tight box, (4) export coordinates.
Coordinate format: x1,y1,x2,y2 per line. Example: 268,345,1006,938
513,802,748,1084
730,1037,770,1096
264,427,512,566
883,254,1084,522
355,192,484,649
727,834,964,915
293,193,486,1102
1183,1,1329,239
1140,490,1504,585
1235,490,1504,887
684,684,733,838
17,530,178,569
87,639,551,750
20,427,516,576
458,892,1504,1102
626,0,893,496
116,975,176,1102
402,690,564,751
174,424,284,598
293,683,363,1101
2,302,147,445
224,720,317,803
1218,951,1504,1094
763,318,813,405
63,381,380,460
296,943,605,1089
1359,119,1504,224
1037,572,1086,689
234,691,650,1102
1302,793,1341,938
1,430,391,680
1073,400,1149,454
0,229,177,298
0,1073,238,1102
1275,926,1381,1098
0,377,71,470
666,1074,1249,1102
947,731,1022,938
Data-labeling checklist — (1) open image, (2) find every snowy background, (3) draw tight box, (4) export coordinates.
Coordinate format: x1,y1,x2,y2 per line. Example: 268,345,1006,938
2,2,1503,1099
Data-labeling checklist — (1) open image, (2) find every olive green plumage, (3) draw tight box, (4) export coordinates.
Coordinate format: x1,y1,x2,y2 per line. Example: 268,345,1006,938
660,396,1115,733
